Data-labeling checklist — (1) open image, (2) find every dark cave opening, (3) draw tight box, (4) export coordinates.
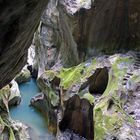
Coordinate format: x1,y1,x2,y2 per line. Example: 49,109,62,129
88,67,109,95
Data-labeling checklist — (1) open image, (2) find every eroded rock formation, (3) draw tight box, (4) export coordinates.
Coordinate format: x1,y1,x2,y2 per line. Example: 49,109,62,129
0,0,49,88
31,51,139,139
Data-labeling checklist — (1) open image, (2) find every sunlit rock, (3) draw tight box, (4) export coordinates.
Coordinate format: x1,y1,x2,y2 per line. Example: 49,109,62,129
9,80,21,106
15,66,31,84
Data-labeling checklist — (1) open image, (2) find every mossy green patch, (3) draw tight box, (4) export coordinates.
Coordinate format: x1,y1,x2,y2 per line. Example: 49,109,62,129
58,59,97,90
0,85,10,97
130,74,140,83
94,96,125,140
41,58,97,105
59,64,84,89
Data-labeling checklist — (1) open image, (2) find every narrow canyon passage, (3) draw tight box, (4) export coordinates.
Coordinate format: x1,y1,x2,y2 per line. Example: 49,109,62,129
0,0,139,139
9,78,55,140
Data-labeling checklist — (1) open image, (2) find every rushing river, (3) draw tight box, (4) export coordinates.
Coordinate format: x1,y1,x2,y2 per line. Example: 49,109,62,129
10,78,55,140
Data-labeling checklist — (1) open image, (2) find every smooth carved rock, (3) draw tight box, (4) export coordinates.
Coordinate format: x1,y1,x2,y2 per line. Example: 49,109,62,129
0,0,48,89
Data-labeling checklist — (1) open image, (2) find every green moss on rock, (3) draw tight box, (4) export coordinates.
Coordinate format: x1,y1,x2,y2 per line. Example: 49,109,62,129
94,54,136,140
39,53,137,139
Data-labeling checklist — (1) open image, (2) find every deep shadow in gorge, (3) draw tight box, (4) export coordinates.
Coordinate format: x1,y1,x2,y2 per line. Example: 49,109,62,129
59,95,94,140
78,67,109,96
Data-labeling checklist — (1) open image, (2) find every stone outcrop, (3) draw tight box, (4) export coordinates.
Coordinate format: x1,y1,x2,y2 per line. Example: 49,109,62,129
30,93,57,134
59,95,94,140
27,44,38,78
8,80,21,106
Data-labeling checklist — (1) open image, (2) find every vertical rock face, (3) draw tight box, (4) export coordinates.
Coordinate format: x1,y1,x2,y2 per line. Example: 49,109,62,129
86,0,140,55
0,0,48,89
35,0,140,75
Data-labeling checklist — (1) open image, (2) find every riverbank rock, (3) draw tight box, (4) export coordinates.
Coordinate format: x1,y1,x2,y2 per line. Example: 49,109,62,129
0,85,30,140
15,66,31,84
30,93,57,134
9,80,21,106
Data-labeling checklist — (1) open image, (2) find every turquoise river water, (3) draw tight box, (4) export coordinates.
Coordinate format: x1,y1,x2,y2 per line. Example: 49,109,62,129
10,78,55,140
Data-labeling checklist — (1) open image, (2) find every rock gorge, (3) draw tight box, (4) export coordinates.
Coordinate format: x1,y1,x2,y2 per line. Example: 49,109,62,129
0,0,140,140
